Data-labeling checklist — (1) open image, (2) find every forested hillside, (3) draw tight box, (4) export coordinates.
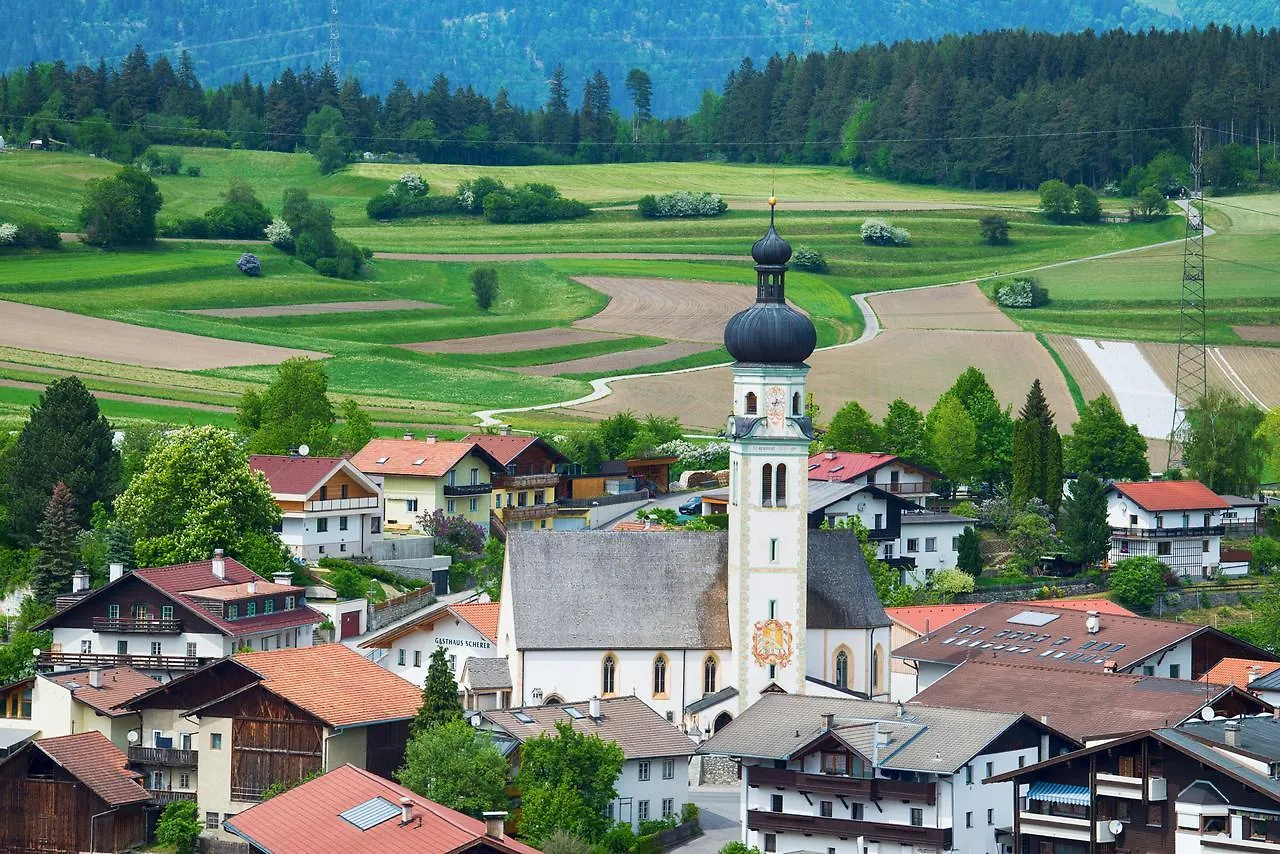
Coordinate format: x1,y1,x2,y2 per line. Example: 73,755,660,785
3,28,1278,195
0,0,1221,115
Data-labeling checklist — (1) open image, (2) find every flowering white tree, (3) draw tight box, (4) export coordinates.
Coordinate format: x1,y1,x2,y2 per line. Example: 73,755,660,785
0,222,16,245
264,218,293,248
393,173,428,196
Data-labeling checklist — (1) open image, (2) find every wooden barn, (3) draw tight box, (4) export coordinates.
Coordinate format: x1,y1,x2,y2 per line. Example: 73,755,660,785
0,731,149,853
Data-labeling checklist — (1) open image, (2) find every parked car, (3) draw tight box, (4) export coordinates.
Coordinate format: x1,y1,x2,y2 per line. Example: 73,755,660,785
679,496,703,516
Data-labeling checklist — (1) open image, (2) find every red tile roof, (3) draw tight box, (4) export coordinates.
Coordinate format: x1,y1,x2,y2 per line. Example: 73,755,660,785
34,732,150,806
1110,480,1231,512
1025,598,1137,617
249,455,348,497
232,645,422,728
224,764,541,854
807,451,899,482
46,667,159,716
351,438,499,478
136,559,321,637
1200,658,1280,689
451,602,500,643
462,433,570,468
360,600,500,648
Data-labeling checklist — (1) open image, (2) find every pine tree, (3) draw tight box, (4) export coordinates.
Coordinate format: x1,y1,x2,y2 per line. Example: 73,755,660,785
412,646,464,735
33,483,83,607
1059,472,1110,566
956,526,983,577
1012,379,1064,515
106,521,136,572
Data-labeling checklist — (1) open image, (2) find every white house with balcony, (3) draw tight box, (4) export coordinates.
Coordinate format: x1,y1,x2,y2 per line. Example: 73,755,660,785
1105,480,1230,578
808,451,941,506
249,454,384,560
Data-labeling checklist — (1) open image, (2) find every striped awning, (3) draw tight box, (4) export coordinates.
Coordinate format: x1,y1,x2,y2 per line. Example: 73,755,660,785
1027,781,1090,806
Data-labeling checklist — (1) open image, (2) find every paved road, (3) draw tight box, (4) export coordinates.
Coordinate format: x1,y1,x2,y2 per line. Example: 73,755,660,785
677,787,741,854
597,488,703,530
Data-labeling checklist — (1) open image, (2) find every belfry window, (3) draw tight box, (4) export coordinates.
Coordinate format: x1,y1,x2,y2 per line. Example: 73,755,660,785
745,392,758,415
792,392,801,416
761,464,773,506
775,464,787,507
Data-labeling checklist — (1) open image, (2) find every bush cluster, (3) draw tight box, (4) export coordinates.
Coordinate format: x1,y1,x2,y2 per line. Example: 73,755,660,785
636,190,727,218
135,148,185,175
655,439,730,468
264,218,293,249
236,253,261,276
0,220,60,249
483,182,590,223
860,217,910,246
160,181,273,240
365,172,458,219
790,245,827,271
282,187,367,279
994,277,1050,308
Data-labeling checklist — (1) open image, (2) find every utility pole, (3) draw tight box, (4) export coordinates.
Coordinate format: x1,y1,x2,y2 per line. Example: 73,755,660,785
1167,120,1207,472
328,0,341,80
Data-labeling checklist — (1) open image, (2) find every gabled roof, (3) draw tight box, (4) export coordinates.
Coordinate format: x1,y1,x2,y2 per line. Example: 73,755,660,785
1108,479,1230,512
460,657,512,691
350,438,503,478
30,732,150,806
807,451,941,483
481,696,697,760
249,454,381,500
224,764,541,854
462,433,570,468
909,659,1270,741
1200,658,1280,689
44,667,159,717
887,599,1136,637
451,602,500,642
360,601,501,648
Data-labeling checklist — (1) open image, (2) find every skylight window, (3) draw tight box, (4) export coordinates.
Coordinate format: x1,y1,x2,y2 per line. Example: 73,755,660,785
942,637,956,645
830,465,844,472
1080,641,1095,650
1053,637,1071,646
1066,653,1082,661
412,459,426,466
956,625,973,635
1092,643,1110,653
1038,650,1054,657
513,711,536,724
1111,643,1126,653
1007,610,1061,627
375,456,389,464
339,797,401,831
564,707,585,720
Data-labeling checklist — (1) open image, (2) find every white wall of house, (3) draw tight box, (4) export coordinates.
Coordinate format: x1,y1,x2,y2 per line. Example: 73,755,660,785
1106,494,1224,577
279,510,381,560
52,627,227,661
819,493,891,536
899,519,970,584
197,714,238,838
613,756,691,829
323,727,367,770
135,707,201,795
379,618,497,688
952,745,1041,854
1128,637,1194,680
806,625,893,698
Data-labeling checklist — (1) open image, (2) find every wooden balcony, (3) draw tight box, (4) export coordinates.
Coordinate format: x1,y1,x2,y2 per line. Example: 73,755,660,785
37,651,210,672
147,789,197,805
1110,525,1225,539
129,745,199,766
749,766,936,804
747,809,951,848
92,616,183,634
500,504,558,523
494,473,559,490
305,496,380,512
884,482,934,496
444,483,493,497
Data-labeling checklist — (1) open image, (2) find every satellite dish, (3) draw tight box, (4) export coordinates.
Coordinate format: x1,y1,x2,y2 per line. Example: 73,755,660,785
1109,820,1124,835
1201,707,1218,721
857,502,867,512
127,730,140,744
298,444,310,457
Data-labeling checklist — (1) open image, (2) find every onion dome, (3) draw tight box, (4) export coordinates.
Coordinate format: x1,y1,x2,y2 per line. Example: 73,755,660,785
723,199,817,365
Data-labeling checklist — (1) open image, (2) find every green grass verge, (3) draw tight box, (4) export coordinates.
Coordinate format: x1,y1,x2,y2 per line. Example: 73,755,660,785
1036,332,1085,416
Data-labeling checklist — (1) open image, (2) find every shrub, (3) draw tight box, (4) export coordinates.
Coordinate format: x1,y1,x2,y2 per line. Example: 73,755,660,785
0,223,15,245
471,267,499,310
393,172,428,196
154,800,201,854
636,190,727,218
600,822,637,854
454,177,507,213
932,568,975,597
681,802,701,824
994,277,1049,308
791,245,827,271
979,215,1010,245
1108,555,1167,608
367,189,458,220
185,165,202,177
541,831,593,854
655,439,730,469
1039,179,1075,222
236,253,261,276
137,148,183,175
314,258,338,277
861,217,910,246
13,221,61,249
482,182,590,224
264,218,293,249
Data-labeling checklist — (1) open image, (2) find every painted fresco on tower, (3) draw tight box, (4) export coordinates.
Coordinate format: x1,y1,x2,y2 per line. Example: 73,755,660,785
751,618,794,667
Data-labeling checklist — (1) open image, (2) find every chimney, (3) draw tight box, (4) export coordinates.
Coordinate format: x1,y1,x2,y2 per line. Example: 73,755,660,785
1085,611,1101,635
273,572,292,585
402,432,414,441
1249,665,1263,684
821,713,834,730
589,696,601,720
1225,720,1242,748
1103,659,1117,673
483,811,508,840
825,450,836,460
426,434,437,444
71,570,89,593
88,668,102,689
109,563,124,583
499,425,512,436
247,581,257,595
896,701,905,719
212,549,226,580
399,796,414,824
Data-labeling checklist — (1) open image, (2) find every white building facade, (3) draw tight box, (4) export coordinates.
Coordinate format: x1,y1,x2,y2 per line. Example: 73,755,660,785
1106,481,1229,578
361,602,500,688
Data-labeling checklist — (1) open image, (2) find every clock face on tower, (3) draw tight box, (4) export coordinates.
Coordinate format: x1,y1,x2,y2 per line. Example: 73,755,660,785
765,386,786,428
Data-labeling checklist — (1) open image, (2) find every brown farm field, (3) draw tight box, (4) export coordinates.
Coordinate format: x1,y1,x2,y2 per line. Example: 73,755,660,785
569,276,756,343
1233,326,1280,343
1139,343,1280,409
0,300,324,370
517,342,712,377
1044,335,1116,405
869,283,1019,332
566,328,1076,432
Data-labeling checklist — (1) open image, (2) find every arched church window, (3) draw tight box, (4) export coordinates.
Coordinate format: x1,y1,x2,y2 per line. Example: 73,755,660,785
713,711,733,733
792,392,802,416
703,655,717,695
761,464,773,506
602,654,617,695
872,645,884,694
745,392,758,415
835,650,849,689
653,654,668,696
775,464,787,507
543,694,564,705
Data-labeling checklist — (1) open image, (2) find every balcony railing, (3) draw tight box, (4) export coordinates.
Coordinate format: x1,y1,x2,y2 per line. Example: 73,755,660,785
558,489,651,509
230,785,267,803
1095,772,1166,801
494,473,560,490
1017,811,1095,843
1110,525,1225,539
747,809,951,848
749,766,937,804
130,745,199,766
501,505,558,523
37,651,210,671
92,617,183,634
1194,831,1280,852
444,483,493,497
147,789,197,805
305,496,380,512
884,482,934,495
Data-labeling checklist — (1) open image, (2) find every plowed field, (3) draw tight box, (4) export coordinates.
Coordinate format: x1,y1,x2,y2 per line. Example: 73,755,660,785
869,283,1019,331
569,276,756,343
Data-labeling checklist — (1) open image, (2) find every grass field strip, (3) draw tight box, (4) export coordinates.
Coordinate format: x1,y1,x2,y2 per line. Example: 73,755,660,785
1209,347,1270,410
1074,339,1176,438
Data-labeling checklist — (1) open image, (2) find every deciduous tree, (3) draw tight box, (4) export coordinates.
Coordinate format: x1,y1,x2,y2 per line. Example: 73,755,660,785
79,166,163,247
945,368,1012,487
335,399,373,456
1108,555,1166,609
880,399,928,463
517,720,626,845
398,718,508,817
1038,179,1074,222
238,357,336,455
1064,396,1149,481
826,400,883,453
1182,388,1266,494
925,396,977,484
155,800,202,854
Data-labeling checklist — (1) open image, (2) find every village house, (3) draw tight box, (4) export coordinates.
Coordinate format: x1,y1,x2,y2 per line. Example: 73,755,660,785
249,453,384,560
991,715,1280,853
0,666,158,754
36,552,323,679
0,732,150,853
698,692,1077,854
461,657,514,711
351,435,504,533
807,451,942,507
118,644,422,837
359,601,500,687
463,430,568,533
223,763,540,854
1105,480,1230,578
476,695,697,831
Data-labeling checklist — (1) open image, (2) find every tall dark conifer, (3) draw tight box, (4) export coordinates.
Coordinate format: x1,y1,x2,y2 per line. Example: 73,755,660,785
33,482,83,607
1012,379,1064,515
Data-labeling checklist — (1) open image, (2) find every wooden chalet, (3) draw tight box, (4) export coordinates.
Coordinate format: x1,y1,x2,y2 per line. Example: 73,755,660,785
464,430,569,533
0,732,149,853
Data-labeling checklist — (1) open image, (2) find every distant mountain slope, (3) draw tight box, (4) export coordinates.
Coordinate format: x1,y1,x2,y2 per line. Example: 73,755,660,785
4,0,1271,114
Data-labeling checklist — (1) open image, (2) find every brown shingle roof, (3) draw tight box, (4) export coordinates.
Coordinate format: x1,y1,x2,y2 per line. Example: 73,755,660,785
137,559,321,636
350,438,500,478
483,696,696,760
910,659,1269,741
45,667,158,716
249,455,348,498
224,764,541,854
1110,480,1230,512
34,732,150,805
233,645,422,728
463,433,569,468
888,600,1136,637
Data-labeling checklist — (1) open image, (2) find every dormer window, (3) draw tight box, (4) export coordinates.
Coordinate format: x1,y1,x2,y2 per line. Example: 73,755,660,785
745,392,758,415
246,601,256,617
284,596,295,610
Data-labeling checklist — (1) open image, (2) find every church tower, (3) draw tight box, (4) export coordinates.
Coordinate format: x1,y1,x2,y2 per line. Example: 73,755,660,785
723,201,817,710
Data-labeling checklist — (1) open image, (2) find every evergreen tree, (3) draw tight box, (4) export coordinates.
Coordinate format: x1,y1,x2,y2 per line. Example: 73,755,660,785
33,483,83,607
957,526,983,577
1064,396,1149,481
825,400,883,452
5,376,119,546
412,646,464,735
880,399,928,463
106,521,136,571
1012,379,1064,515
1059,472,1110,566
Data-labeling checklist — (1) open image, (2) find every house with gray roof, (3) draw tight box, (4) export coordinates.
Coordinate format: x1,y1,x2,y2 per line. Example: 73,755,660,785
699,692,1076,854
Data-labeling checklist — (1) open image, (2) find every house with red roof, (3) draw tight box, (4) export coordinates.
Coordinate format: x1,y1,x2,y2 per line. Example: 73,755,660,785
351,435,505,534
807,450,942,506
464,429,569,533
359,599,501,688
120,644,423,840
0,666,158,754
1105,480,1232,578
249,454,385,560
223,763,540,854
36,551,324,678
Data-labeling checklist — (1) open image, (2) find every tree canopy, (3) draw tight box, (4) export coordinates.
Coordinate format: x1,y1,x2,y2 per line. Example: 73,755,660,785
412,646,464,735
1012,379,1064,515
1059,472,1110,566
1182,388,1267,494
825,400,883,453
1065,395,1149,481
925,395,977,484
945,368,1012,487
517,720,626,845
1108,555,1167,609
397,718,509,817
79,166,162,247
880,399,928,463
32,482,82,607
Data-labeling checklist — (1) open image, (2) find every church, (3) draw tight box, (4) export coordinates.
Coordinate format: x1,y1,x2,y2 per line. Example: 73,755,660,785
495,204,891,735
